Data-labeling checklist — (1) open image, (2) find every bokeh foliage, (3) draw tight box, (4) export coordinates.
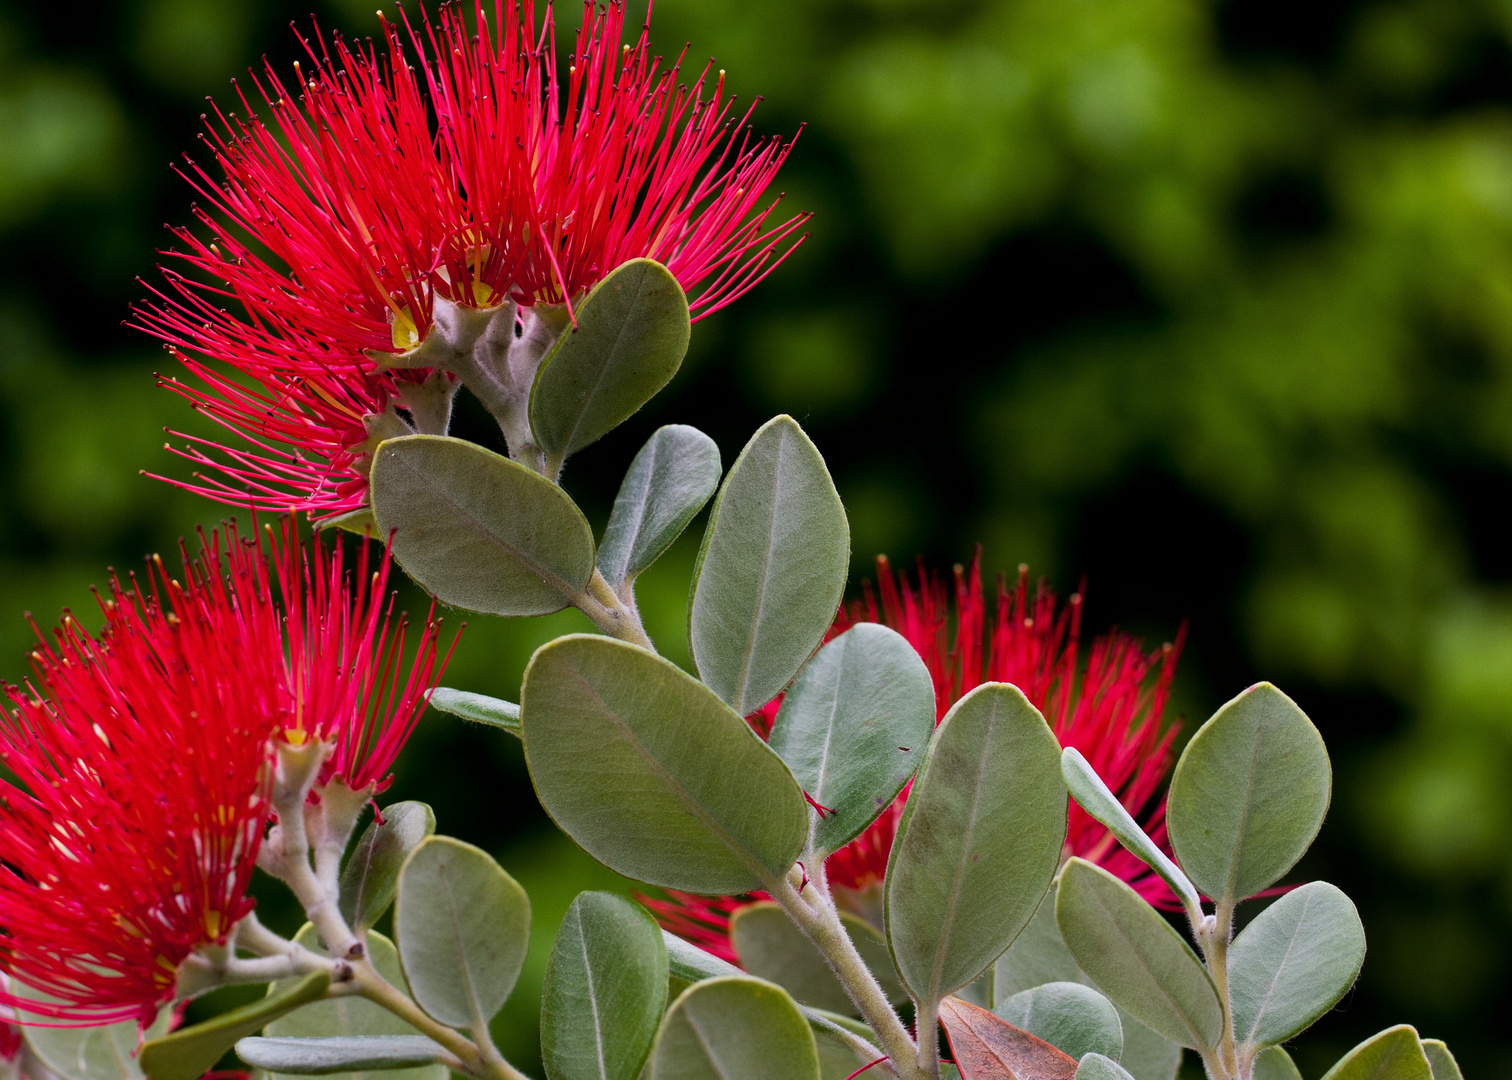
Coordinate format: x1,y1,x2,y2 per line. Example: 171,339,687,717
2,0,1512,1074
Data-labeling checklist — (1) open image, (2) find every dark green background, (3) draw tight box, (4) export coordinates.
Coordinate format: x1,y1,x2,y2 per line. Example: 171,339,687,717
1,0,1508,1073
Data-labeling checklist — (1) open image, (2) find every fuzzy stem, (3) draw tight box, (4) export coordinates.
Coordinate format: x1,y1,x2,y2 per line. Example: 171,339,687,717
1196,900,1240,1080
913,998,941,1079
572,570,655,651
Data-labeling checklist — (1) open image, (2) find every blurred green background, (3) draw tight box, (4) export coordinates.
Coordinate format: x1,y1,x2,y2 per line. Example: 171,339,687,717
1,0,1509,1073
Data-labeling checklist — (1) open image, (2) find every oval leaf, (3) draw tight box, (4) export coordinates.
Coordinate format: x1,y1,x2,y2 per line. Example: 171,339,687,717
939,996,1079,1080
1167,683,1330,903
234,1038,447,1075
993,891,1080,1002
1117,1011,1183,1080
650,976,820,1080
885,683,1067,1004
1320,1027,1432,1080
542,892,669,1080
1254,1047,1304,1080
19,992,170,1080
428,688,520,737
340,801,437,933
1078,1055,1138,1080
597,425,721,589
370,434,595,616
141,972,331,1080
521,634,808,893
730,901,905,1015
394,836,530,1029
688,415,849,716
530,259,691,461
1054,858,1222,1050
996,983,1123,1063
1421,1042,1462,1080
663,930,744,984
1228,881,1365,1048
770,623,935,857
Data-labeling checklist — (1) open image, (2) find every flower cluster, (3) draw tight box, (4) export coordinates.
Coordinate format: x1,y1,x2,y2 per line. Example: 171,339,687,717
138,0,807,516
0,524,449,1024
648,554,1183,963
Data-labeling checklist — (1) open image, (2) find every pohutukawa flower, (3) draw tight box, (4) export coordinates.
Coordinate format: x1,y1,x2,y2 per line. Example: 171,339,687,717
646,554,1184,965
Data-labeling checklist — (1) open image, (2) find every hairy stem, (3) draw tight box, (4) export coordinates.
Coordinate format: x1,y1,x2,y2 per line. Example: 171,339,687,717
573,569,655,651
913,997,941,1079
1197,900,1240,1080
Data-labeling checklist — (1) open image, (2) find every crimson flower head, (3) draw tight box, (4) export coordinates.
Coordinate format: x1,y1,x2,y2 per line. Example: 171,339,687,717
648,554,1184,965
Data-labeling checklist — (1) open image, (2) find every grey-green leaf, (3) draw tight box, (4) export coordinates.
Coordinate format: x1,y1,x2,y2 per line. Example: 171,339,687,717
597,424,721,588
1319,1027,1432,1080
541,892,668,1080
1055,858,1222,1050
1061,748,1201,914
1118,1010,1182,1080
394,836,531,1029
688,415,849,716
1254,1047,1304,1080
650,977,820,1080
234,1038,448,1075
730,901,905,1015
141,973,331,1080
1077,1054,1138,1080
428,688,520,737
994,891,1081,1001
770,623,935,857
521,634,808,894
529,259,690,462
19,991,170,1080
1421,1042,1462,1080
1229,881,1365,1049
340,801,437,932
885,683,1068,1005
1167,683,1330,903
370,434,595,616
997,983,1123,1063
663,930,745,984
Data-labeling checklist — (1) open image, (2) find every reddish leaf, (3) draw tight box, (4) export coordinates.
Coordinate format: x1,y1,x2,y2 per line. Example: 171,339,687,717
939,997,1080,1080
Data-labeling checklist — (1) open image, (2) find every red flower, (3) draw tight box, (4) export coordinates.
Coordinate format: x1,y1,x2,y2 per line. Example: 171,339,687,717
644,554,1183,965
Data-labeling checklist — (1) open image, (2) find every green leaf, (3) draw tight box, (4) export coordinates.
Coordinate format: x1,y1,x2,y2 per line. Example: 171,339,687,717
340,801,437,933
885,683,1067,1005
370,434,595,617
266,927,443,1080
688,415,850,716
18,992,170,1080
938,996,1079,1080
140,972,331,1080
730,901,905,1015
428,688,520,736
1254,1047,1304,1080
1077,1054,1138,1080
649,976,820,1080
1228,881,1366,1048
394,835,531,1029
662,930,745,984
529,259,691,462
234,1038,448,1075
521,634,808,893
541,892,669,1080
1421,1042,1462,1080
993,889,1080,1002
1166,683,1330,903
1054,858,1222,1050
1117,1010,1182,1080
1319,1027,1432,1080
996,983,1123,1063
596,424,721,589
769,623,935,857
320,507,379,538
1060,749,1201,914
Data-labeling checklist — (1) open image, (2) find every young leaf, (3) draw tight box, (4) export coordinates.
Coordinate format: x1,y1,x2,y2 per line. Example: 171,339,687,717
1076,1054,1139,1080
1055,859,1222,1050
266,928,444,1080
993,891,1080,1001
394,836,530,1029
1420,1041,1462,1080
427,688,520,737
1253,1047,1304,1080
769,623,935,857
996,982,1123,1063
649,976,820,1080
340,801,437,932
370,434,595,617
938,996,1079,1080
1228,881,1366,1049
1166,683,1330,904
730,901,905,1015
541,892,668,1080
234,1037,449,1074
597,424,721,589
1319,1027,1432,1080
688,415,849,716
140,972,331,1080
662,930,745,983
520,634,808,893
1060,748,1201,914
885,684,1067,1006
529,259,691,462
